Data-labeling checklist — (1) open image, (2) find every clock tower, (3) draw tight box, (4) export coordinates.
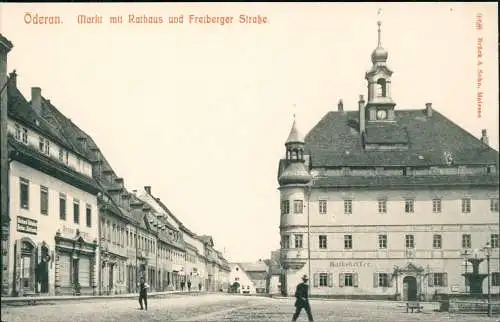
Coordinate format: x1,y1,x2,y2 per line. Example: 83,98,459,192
364,21,396,122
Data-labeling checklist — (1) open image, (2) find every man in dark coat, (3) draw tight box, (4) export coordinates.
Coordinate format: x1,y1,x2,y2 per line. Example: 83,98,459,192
138,277,148,310
292,274,314,322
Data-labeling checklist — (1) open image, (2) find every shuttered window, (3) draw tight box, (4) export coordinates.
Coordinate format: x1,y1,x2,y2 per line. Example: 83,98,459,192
79,257,91,287
59,254,71,287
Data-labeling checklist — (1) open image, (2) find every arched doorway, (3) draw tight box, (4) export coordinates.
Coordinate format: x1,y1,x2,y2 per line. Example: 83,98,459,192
403,276,418,301
231,282,240,293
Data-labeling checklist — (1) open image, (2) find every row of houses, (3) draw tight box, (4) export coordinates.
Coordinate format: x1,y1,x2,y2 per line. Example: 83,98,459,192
0,34,230,297
228,251,282,295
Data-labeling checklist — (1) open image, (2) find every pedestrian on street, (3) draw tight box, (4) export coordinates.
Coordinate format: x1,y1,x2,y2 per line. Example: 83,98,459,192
198,282,202,291
291,275,314,322
138,277,149,310
181,281,185,291
187,280,192,292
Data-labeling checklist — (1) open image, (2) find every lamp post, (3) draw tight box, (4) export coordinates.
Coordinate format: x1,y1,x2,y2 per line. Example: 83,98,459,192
482,242,492,317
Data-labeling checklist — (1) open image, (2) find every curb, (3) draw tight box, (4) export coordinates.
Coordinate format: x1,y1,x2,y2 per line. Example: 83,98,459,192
271,296,440,306
1,290,208,306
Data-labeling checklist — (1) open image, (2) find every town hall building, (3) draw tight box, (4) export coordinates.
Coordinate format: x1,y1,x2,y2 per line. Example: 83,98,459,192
277,21,499,301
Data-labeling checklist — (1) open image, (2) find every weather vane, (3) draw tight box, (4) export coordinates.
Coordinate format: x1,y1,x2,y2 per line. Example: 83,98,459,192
293,104,296,120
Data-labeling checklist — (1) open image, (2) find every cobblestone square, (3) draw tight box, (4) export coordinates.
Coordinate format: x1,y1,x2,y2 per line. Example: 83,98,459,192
1,294,498,322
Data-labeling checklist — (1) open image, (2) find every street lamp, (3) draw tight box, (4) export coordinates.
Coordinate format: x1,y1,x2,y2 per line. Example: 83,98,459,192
482,242,492,317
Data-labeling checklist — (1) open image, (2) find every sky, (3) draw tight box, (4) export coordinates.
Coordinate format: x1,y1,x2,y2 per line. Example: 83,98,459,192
1,3,498,263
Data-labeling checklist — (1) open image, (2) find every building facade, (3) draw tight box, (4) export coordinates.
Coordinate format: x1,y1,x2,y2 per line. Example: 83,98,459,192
0,33,14,296
277,21,499,301
6,79,101,296
1,34,231,297
229,261,268,294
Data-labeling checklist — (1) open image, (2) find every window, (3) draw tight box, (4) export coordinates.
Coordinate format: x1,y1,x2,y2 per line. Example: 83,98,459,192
59,193,66,220
73,199,80,224
375,273,390,287
59,147,64,162
491,198,499,212
433,234,442,249
294,234,303,248
344,200,352,214
65,151,69,164
339,273,358,287
281,200,290,215
319,235,327,249
86,205,92,228
492,273,500,287
405,199,414,213
378,199,387,213
38,136,45,153
462,234,471,249
19,178,29,209
22,127,28,144
282,235,290,249
378,234,387,249
44,140,50,155
319,273,328,287
405,235,415,249
461,198,471,213
491,234,499,248
40,186,48,215
432,199,442,213
429,273,448,287
344,235,352,249
293,200,303,214
15,124,21,140
319,200,327,214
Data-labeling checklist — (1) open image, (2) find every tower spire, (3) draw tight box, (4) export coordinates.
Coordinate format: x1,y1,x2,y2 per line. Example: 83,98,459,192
377,20,382,47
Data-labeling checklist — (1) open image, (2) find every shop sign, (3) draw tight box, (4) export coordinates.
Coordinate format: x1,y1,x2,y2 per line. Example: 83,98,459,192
17,216,37,235
330,261,371,268
61,225,90,240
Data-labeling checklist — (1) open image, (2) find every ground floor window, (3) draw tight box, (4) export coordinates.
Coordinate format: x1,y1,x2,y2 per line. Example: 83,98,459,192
492,272,500,287
429,272,448,287
339,273,358,287
374,273,390,288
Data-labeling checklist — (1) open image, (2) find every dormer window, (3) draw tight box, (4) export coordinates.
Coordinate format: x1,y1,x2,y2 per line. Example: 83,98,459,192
14,124,21,140
22,127,28,144
38,136,50,155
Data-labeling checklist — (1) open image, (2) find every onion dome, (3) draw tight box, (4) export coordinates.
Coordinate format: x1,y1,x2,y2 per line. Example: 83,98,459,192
278,162,312,186
371,21,388,63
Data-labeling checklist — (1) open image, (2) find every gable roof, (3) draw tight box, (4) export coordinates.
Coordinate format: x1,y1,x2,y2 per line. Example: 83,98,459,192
304,109,498,168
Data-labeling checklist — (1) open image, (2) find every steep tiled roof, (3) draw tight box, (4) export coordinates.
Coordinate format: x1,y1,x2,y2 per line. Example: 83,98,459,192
313,174,499,189
303,109,498,167
7,84,89,160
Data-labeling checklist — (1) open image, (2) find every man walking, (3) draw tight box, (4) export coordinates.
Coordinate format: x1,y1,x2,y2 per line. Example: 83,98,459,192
138,277,149,310
292,275,314,322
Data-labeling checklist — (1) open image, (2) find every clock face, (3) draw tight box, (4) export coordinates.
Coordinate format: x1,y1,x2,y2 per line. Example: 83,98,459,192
376,110,387,120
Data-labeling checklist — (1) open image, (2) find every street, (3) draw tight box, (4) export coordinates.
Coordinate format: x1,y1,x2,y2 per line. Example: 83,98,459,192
1,293,497,322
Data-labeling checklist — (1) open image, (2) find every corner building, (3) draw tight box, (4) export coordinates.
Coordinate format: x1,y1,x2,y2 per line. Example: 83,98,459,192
277,21,499,301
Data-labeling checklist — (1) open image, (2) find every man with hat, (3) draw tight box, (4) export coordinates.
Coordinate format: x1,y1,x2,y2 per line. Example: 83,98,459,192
291,274,314,322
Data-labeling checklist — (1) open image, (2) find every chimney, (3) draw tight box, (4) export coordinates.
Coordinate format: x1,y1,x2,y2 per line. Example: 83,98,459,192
358,95,366,134
338,99,344,112
31,87,42,116
144,186,151,194
481,129,489,145
425,102,432,117
8,70,17,88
